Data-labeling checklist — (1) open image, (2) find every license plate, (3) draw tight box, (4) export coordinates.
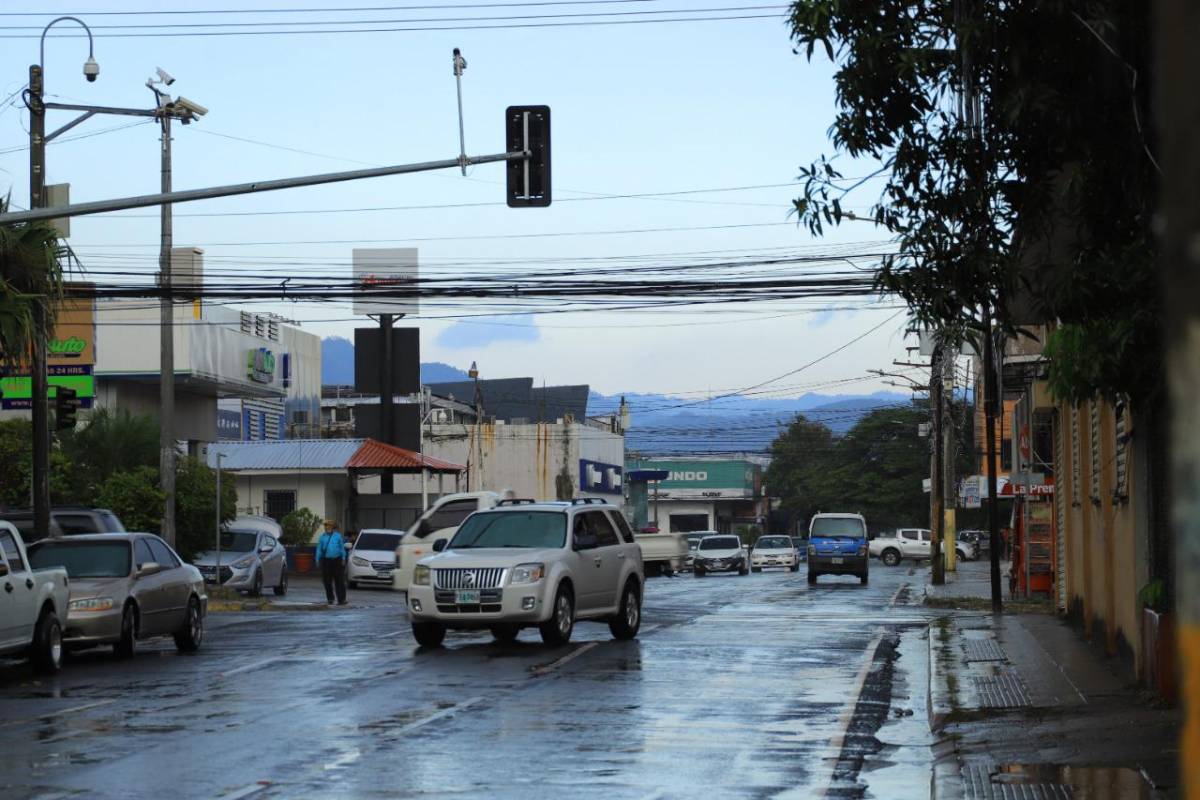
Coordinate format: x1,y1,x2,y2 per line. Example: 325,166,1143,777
831,557,844,564
456,590,480,604
377,571,392,579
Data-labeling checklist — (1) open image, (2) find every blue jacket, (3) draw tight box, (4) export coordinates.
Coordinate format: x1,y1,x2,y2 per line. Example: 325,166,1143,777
315,530,345,563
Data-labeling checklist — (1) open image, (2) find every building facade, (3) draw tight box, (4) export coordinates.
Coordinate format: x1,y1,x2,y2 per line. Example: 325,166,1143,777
623,456,767,535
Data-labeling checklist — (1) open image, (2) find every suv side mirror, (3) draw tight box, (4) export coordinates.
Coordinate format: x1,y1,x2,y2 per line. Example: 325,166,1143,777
432,539,447,552
259,544,274,554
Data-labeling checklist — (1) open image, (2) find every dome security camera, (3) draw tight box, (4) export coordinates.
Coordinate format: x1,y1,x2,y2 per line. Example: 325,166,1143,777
83,56,99,82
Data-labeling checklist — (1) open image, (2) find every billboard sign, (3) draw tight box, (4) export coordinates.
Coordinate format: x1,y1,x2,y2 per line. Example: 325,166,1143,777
580,459,623,495
2,289,96,409
353,248,418,316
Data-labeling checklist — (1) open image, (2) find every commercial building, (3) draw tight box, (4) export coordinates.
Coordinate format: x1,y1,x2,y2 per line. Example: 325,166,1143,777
623,456,767,535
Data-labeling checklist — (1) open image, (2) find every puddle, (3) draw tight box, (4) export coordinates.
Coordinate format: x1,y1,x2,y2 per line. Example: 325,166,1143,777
993,764,1153,798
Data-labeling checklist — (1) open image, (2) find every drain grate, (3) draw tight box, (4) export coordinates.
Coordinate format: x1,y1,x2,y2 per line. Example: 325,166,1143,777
972,672,1032,708
964,639,1007,662
963,764,1074,799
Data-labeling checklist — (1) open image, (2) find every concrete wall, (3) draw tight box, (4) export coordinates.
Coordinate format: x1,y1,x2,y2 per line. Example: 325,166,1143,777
231,472,349,542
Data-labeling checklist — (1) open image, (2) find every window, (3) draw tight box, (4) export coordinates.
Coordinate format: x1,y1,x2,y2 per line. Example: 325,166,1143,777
901,530,919,541
148,538,180,568
609,512,636,544
424,499,478,533
0,531,26,572
29,541,131,578
56,513,99,535
1090,401,1101,504
919,531,932,542
1114,400,1129,502
263,535,277,550
264,490,297,522
134,538,155,568
585,511,620,547
99,512,126,532
1071,406,1081,506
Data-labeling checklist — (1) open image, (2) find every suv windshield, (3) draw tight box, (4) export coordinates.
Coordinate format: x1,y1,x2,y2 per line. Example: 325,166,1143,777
699,536,740,551
218,531,258,552
29,540,131,578
449,511,566,549
355,532,401,551
755,537,791,549
810,517,867,539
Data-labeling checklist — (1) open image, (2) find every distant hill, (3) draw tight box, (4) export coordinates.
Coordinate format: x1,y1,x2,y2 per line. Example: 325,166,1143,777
320,337,469,386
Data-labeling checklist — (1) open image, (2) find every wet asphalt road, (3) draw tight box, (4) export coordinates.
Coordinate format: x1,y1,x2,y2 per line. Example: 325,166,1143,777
0,564,937,799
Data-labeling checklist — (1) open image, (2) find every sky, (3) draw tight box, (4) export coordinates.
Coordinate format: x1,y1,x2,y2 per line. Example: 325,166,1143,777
0,2,921,399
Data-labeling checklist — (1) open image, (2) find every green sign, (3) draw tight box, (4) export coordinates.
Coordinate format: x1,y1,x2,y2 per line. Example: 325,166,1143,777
1,369,94,409
625,459,756,491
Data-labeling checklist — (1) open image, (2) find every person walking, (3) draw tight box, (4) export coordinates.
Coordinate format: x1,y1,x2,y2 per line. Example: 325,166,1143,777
316,519,348,605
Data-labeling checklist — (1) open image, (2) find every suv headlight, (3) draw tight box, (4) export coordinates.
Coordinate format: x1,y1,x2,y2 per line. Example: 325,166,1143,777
413,564,431,586
70,597,114,612
510,563,545,585
351,556,370,567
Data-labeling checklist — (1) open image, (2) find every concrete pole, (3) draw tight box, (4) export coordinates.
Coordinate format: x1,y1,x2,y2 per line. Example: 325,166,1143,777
1157,1,1200,793
930,344,945,584
983,306,1003,612
159,113,177,546
27,64,53,542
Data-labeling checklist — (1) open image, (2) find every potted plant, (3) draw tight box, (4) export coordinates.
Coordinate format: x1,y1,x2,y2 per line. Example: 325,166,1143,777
281,507,321,574
1138,578,1176,703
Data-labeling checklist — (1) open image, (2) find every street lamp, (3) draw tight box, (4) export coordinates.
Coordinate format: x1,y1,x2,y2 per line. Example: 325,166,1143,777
26,16,101,542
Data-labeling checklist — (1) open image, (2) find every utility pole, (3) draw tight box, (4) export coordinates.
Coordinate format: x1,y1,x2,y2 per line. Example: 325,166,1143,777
27,62,52,542
379,313,394,494
1157,0,1199,792
158,108,177,546
983,312,1003,611
943,349,958,571
930,343,945,584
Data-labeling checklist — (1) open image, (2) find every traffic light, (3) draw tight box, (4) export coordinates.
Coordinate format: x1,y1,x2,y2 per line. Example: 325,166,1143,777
54,386,80,430
506,105,551,207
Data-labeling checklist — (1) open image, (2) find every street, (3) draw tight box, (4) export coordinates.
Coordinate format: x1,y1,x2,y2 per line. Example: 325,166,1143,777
0,567,935,799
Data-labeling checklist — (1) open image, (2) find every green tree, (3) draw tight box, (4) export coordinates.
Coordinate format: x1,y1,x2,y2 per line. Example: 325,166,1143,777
281,507,321,548
97,467,164,533
57,409,159,502
0,418,32,509
0,196,67,367
174,456,236,562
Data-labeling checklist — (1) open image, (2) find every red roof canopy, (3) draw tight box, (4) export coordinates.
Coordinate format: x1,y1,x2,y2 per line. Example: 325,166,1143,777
346,439,464,473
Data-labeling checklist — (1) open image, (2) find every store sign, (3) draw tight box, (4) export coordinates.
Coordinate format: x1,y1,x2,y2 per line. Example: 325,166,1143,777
580,459,623,495
216,409,242,440
247,348,276,384
352,248,418,316
625,459,755,493
1,289,96,409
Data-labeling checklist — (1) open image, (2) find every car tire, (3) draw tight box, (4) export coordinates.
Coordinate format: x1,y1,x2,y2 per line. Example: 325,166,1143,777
694,567,706,578
248,569,263,598
174,597,204,653
807,570,818,585
790,563,800,572
956,549,969,562
859,572,869,585
411,621,446,647
31,609,63,674
273,569,288,596
114,604,137,659
490,624,521,644
608,580,641,641
539,585,575,646
881,549,901,567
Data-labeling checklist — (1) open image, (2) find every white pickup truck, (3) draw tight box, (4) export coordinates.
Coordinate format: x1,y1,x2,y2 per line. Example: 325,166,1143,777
0,521,69,673
870,528,977,567
633,531,688,575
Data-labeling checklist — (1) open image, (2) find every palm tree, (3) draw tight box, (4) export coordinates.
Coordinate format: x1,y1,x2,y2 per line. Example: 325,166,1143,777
0,195,67,368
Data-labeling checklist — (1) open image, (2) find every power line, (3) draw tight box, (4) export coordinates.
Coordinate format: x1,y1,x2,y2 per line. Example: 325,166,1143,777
0,1,672,17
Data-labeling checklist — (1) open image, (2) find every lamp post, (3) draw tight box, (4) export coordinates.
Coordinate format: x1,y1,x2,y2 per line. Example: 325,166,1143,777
27,16,100,542
215,452,224,579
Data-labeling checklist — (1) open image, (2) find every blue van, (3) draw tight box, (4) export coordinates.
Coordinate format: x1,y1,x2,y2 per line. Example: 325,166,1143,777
807,512,869,585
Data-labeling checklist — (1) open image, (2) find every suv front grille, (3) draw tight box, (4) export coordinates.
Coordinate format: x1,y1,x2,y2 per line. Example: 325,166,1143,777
434,567,506,590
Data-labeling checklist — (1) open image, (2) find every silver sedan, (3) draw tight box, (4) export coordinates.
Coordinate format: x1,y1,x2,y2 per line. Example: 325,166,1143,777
26,533,207,658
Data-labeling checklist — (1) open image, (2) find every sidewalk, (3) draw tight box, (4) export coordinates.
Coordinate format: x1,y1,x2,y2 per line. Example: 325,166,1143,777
925,561,1181,798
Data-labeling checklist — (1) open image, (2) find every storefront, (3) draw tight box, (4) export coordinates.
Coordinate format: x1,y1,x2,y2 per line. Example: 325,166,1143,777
623,457,767,535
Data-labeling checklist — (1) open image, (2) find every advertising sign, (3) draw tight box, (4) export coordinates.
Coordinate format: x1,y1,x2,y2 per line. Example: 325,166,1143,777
580,459,623,495
247,347,277,384
624,459,757,499
353,248,418,316
1,290,95,409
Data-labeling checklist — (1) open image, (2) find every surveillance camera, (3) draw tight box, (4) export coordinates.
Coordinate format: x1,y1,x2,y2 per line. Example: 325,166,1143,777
174,96,208,117
155,67,175,86
83,56,99,82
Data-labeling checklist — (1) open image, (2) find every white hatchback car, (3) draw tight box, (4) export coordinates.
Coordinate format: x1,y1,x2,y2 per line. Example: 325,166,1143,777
407,499,645,647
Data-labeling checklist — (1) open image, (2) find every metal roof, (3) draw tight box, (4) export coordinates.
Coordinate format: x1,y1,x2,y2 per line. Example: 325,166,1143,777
207,439,364,471
346,439,464,473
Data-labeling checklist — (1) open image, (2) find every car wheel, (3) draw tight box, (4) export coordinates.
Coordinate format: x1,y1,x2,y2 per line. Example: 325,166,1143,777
956,549,969,562
694,567,706,578
807,570,818,585
859,572,869,585
882,549,901,567
539,585,575,646
174,597,204,653
790,563,800,572
490,624,520,644
114,604,137,659
248,569,263,597
608,580,642,641
411,621,446,647
273,568,288,596
31,609,63,674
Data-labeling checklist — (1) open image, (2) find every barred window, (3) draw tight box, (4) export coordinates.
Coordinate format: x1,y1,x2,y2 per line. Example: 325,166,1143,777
1089,401,1101,505
1071,406,1081,506
1114,400,1129,502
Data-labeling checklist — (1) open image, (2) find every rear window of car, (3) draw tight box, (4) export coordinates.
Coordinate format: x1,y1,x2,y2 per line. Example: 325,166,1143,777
810,517,867,539
29,540,132,578
355,532,402,551
699,536,740,550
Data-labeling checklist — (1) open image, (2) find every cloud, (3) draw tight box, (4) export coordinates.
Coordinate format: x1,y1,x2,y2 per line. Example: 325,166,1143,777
435,314,541,349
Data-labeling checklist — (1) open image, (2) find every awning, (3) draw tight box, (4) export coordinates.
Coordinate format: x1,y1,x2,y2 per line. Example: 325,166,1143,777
346,438,464,474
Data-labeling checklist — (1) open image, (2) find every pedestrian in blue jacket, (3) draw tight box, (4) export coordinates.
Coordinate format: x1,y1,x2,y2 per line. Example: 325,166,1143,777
316,519,348,605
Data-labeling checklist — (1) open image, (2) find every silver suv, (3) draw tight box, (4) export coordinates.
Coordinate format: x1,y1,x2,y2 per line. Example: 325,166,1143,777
407,499,645,647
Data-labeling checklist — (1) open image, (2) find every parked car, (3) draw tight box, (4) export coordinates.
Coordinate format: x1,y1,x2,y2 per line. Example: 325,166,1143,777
407,498,645,647
192,516,287,596
27,532,206,657
0,521,69,673
751,535,800,572
633,527,689,575
807,512,869,585
958,529,990,556
1,507,125,543
347,528,405,589
870,528,977,566
684,532,715,570
393,492,507,592
692,534,750,577
790,536,808,561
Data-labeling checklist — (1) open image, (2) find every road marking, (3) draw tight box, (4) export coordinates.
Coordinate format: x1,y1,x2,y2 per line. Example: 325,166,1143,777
219,656,282,677
217,782,272,799
392,696,483,735
811,630,885,800
0,699,116,728
531,641,599,676
640,624,660,635
888,582,910,608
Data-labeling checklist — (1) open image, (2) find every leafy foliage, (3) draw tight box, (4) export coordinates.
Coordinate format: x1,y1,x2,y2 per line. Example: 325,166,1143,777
0,419,32,508
97,466,165,534
281,507,321,547
55,409,160,503
0,195,68,367
788,1,1160,402
174,456,237,562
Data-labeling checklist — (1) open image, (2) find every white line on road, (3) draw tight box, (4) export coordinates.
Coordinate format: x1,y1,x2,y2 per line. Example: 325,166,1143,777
808,630,885,800
216,782,273,800
530,641,599,677
219,656,282,678
0,699,116,728
888,582,910,608
393,696,484,735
